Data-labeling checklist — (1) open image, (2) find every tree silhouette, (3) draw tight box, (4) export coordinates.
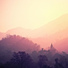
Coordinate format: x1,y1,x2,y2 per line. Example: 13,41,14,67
38,55,48,68
4,51,34,68
54,58,64,68
0,35,40,63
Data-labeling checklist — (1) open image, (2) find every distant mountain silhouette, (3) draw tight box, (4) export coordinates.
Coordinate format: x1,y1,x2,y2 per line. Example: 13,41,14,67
0,35,40,63
0,35,40,53
0,14,68,52
4,14,68,38
54,38,68,52
30,14,68,37
31,27,68,50
0,32,6,40
6,27,32,37
30,14,68,52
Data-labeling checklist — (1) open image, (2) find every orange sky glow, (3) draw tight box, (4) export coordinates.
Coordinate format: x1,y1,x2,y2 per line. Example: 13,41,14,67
0,0,68,32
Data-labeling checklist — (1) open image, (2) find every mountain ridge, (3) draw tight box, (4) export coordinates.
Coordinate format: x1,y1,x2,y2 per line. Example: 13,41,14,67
0,14,68,52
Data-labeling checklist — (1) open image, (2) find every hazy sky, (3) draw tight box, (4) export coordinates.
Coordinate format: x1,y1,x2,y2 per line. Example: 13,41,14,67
0,0,68,32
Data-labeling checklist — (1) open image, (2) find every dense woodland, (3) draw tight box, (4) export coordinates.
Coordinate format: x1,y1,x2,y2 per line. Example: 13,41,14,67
0,35,68,68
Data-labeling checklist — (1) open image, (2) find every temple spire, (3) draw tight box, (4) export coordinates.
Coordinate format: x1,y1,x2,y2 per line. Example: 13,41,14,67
51,43,53,48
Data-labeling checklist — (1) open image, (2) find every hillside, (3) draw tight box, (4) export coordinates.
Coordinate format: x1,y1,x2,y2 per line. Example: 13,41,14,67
30,14,68,37
0,35,40,63
0,32,6,39
54,38,68,52
4,14,68,38
6,27,32,37
0,35,40,52
0,14,68,52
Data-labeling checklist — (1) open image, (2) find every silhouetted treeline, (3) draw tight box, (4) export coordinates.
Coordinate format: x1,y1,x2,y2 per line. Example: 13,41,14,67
0,35,40,63
0,50,68,68
0,35,68,68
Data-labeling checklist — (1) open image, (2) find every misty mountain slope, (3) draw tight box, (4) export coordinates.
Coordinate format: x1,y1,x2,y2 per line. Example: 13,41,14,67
31,27,68,51
49,27,68,41
29,14,68,50
6,27,32,37
30,37,52,49
0,35,40,63
0,14,68,53
0,32,6,40
5,14,68,38
54,38,68,52
30,14,68,37
0,35,40,53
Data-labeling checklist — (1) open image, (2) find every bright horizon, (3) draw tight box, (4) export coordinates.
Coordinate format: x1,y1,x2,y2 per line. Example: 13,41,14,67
0,0,68,32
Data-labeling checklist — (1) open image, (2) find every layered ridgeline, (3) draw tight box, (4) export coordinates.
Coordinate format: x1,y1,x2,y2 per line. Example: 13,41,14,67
0,32,6,40
0,35,40,63
0,14,68,52
0,42,68,68
30,14,68,52
6,14,68,38
0,35,40,52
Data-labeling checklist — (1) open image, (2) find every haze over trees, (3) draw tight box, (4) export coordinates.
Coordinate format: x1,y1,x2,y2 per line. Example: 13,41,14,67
0,35,40,63
0,14,68,53
0,35,68,68
1,0,68,67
